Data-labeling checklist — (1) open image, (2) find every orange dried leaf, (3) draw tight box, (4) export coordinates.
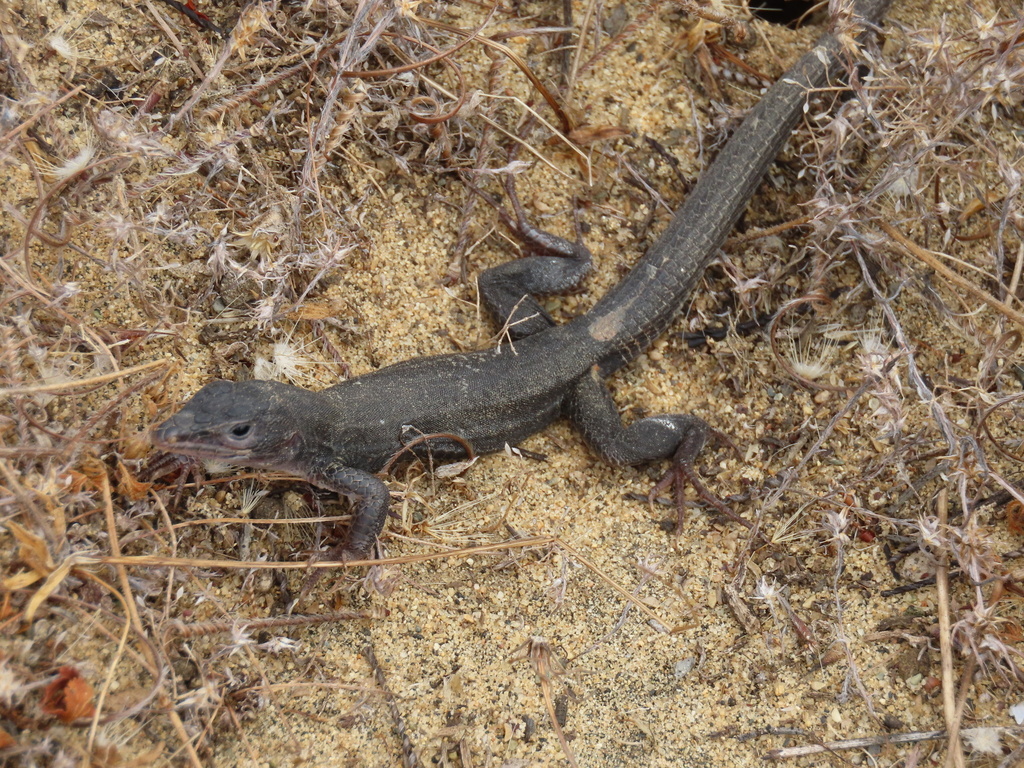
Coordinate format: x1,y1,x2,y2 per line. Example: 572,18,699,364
0,727,15,748
121,432,152,461
0,592,14,621
958,192,1003,223
287,298,349,322
685,19,713,53
23,556,76,624
80,456,109,486
290,302,334,321
1001,620,1024,645
61,468,99,493
565,125,631,146
117,461,153,502
41,666,96,723
1,570,42,591
6,520,54,576
1007,500,1024,537
90,742,122,767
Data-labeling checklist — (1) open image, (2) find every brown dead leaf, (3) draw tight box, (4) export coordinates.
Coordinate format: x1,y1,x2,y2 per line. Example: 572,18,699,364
0,592,14,621
90,741,121,767
959,191,1003,223
564,125,630,146
1001,620,1024,645
1007,500,1024,537
23,553,80,624
60,468,94,494
0,727,15,748
80,456,110,486
121,432,152,461
2,521,54,590
22,138,61,183
41,666,96,723
287,298,348,321
117,461,153,502
61,464,107,493
6,520,52,573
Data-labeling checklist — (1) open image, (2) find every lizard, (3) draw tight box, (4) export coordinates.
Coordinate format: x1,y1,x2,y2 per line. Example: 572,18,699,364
152,0,891,559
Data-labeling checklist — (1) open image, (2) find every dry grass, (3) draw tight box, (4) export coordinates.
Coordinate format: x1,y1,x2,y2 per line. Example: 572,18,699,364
2,0,1024,765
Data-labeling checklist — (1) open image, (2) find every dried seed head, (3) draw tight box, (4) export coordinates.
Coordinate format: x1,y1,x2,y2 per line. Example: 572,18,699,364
47,33,79,61
0,660,29,708
915,515,946,554
234,207,286,260
231,3,274,59
50,145,95,181
253,340,316,385
951,602,1024,683
964,727,1005,756
237,482,269,515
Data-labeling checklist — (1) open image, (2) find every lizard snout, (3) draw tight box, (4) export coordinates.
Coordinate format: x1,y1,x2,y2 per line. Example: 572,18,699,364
151,412,193,449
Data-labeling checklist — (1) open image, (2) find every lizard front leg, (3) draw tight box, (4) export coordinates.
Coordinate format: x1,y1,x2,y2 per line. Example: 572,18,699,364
292,463,390,604
474,175,592,340
307,462,392,557
566,367,740,533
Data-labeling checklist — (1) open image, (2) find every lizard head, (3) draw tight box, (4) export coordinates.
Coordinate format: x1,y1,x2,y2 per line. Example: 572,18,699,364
152,379,307,470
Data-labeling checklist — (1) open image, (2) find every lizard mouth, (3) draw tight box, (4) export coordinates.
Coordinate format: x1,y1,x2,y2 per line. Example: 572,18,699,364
151,421,253,463
152,437,250,462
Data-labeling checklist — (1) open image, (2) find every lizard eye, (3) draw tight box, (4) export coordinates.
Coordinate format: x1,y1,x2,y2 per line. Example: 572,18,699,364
230,424,252,439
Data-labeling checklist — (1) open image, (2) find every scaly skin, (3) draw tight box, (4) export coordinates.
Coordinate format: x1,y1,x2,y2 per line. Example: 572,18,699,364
153,0,891,557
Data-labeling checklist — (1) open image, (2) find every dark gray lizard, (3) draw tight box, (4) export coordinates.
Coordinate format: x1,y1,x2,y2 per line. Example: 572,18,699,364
153,0,891,558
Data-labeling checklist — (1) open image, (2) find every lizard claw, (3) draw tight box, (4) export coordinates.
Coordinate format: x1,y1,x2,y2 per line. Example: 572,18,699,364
649,442,752,535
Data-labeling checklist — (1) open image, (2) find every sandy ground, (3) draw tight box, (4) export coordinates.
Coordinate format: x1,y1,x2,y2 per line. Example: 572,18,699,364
2,0,1024,766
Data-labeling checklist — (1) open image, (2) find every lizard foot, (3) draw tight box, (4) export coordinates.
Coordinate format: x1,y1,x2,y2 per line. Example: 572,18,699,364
648,431,751,535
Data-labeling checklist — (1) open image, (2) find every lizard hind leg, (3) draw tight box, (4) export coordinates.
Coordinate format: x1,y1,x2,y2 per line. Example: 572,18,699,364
471,174,593,340
566,368,745,534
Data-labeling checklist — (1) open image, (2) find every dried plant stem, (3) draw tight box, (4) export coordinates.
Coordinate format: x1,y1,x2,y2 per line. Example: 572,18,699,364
554,539,674,628
726,215,815,246
86,577,133,755
99,536,558,571
140,0,205,79
164,610,382,639
99,534,677,627
168,32,235,127
417,16,575,135
764,727,1021,760
880,222,1024,331
150,490,179,625
514,638,579,768
0,359,168,395
0,85,85,147
89,503,166,739
952,656,978,745
101,473,151,665
935,489,965,768
364,645,420,768
92,475,202,766
475,107,583,183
